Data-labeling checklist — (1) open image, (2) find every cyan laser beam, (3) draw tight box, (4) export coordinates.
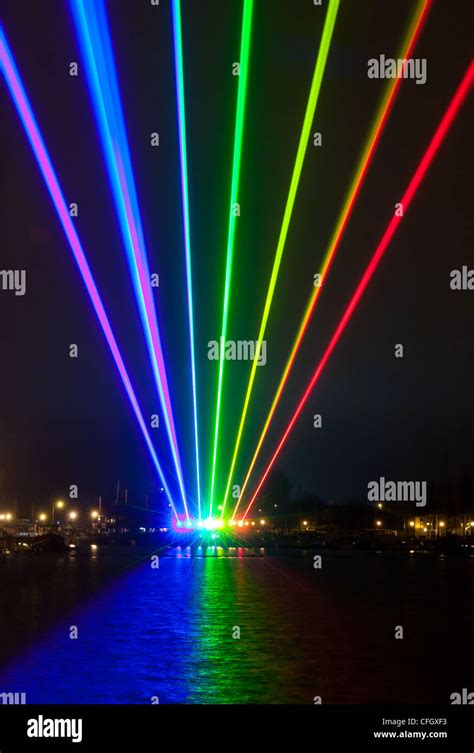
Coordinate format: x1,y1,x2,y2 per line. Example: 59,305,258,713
0,27,179,520
171,0,202,521
70,0,190,521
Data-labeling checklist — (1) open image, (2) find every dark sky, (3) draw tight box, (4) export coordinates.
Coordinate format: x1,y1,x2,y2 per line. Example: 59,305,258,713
1,0,473,516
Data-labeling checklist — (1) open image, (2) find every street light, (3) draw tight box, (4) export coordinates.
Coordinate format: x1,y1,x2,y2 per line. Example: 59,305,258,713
52,499,65,524
39,513,47,522
69,511,78,521
376,520,382,527
91,510,99,519
409,521,415,528
5,513,12,521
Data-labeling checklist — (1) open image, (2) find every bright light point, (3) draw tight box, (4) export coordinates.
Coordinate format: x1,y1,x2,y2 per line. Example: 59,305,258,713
439,521,445,527
251,521,255,526
260,519,266,525
217,505,222,511
409,521,415,527
91,510,99,519
39,514,47,522
237,521,243,528
5,513,13,521
202,517,224,531
69,511,78,521
91,544,98,550
303,520,308,526
376,520,382,527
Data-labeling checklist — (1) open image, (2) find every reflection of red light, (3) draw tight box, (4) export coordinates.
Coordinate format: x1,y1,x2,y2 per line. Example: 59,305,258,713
243,62,474,519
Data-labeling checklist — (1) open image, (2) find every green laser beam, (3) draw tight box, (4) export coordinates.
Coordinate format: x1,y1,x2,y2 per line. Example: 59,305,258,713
209,0,254,518
220,0,340,520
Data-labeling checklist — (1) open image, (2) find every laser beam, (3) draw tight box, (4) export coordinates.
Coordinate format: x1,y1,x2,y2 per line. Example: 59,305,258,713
0,27,179,521
208,0,254,517
220,0,340,520
231,0,431,520
242,62,473,519
70,0,190,521
171,0,202,521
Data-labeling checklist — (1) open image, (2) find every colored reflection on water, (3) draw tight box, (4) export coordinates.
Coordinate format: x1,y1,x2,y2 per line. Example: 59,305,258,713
0,553,472,703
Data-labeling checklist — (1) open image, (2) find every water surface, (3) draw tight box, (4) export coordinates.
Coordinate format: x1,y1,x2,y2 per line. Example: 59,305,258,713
0,552,472,703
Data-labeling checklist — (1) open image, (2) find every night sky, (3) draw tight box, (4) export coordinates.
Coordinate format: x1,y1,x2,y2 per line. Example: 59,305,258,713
1,0,472,515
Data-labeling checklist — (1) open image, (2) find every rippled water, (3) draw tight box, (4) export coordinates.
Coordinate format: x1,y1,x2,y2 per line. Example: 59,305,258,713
0,551,472,703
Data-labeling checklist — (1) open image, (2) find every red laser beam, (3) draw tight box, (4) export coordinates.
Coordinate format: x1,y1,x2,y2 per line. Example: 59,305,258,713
231,0,432,520
242,62,473,520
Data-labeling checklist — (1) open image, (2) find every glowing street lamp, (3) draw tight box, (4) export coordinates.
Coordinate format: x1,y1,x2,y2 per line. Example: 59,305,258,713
51,499,65,524
409,521,415,528
91,510,99,520
376,520,382,527
39,513,47,522
69,511,78,521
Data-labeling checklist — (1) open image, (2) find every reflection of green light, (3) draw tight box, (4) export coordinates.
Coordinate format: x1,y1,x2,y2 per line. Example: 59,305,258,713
187,558,308,702
221,0,340,521
209,0,254,518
